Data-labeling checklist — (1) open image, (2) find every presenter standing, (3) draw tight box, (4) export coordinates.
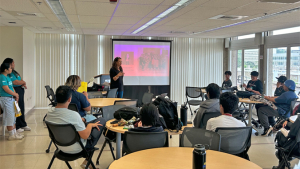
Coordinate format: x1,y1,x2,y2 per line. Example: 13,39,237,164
110,57,125,98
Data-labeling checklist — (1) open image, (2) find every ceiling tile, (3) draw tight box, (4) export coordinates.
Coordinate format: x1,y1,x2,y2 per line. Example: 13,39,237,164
0,11,17,20
201,0,255,8
32,0,53,14
242,1,292,10
79,15,110,24
222,8,267,16
80,23,107,29
0,0,40,13
106,24,132,30
67,15,80,23
164,18,201,26
44,14,59,22
110,17,142,24
15,16,49,22
71,22,82,29
76,2,117,16
120,0,164,5
178,6,232,19
23,20,55,27
160,0,181,6
61,1,77,15
0,19,28,26
103,30,124,35
152,25,184,31
146,5,171,18
114,4,157,17
53,22,64,28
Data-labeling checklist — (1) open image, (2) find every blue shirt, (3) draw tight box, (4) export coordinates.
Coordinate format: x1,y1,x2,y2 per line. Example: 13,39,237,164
275,91,298,117
0,74,14,97
8,73,22,87
70,90,90,117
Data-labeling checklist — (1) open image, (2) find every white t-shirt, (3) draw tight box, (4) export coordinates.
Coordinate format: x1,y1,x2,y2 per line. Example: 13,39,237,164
45,107,86,154
206,115,245,132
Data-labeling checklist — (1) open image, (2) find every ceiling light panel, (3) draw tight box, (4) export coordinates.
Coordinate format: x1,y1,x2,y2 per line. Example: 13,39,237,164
132,0,196,34
45,0,75,31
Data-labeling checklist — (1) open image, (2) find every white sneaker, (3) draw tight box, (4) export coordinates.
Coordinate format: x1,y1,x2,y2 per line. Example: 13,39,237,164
16,132,24,138
8,133,23,140
22,126,31,131
17,128,24,133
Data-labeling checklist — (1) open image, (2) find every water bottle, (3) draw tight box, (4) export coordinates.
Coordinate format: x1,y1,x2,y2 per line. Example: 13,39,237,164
180,103,187,126
193,144,206,169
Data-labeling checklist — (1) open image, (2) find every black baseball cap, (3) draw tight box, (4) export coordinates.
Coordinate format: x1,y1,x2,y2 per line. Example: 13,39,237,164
276,76,287,83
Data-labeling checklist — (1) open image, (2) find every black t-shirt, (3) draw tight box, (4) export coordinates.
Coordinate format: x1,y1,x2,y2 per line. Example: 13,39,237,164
274,86,286,96
247,79,263,94
110,67,123,92
222,79,232,88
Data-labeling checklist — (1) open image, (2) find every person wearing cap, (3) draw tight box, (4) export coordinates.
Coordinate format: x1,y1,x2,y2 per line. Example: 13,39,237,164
243,71,263,95
222,71,232,88
257,80,298,137
274,76,287,96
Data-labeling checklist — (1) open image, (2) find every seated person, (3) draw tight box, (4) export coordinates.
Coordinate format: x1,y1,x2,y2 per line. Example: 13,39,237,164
46,86,106,169
258,80,298,137
273,115,300,169
255,75,288,127
65,75,95,122
130,103,163,132
222,71,232,88
243,71,263,95
206,92,245,132
194,83,220,128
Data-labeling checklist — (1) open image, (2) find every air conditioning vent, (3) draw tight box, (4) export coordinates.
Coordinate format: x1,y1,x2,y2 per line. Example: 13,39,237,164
259,0,300,3
8,22,16,24
17,13,37,16
210,15,248,20
170,31,187,34
42,27,52,29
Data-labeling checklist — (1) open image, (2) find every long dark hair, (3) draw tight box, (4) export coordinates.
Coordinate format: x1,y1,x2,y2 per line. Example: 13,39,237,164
2,58,20,77
0,63,11,73
112,57,123,71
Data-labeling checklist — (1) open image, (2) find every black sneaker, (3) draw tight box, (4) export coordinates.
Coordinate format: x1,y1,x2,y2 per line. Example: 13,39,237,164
261,127,273,137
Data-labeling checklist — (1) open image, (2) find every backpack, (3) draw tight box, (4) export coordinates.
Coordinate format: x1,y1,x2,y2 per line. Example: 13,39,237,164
153,96,182,131
236,91,255,98
114,106,139,120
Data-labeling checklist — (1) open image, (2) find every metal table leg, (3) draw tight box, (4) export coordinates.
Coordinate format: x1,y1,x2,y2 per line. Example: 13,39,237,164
116,132,121,159
247,103,253,127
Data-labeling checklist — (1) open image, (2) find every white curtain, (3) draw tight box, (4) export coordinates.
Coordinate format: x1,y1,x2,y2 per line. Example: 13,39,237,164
35,34,223,107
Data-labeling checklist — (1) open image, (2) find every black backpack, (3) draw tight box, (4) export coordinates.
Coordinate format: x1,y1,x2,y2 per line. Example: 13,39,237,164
114,106,139,120
153,97,182,131
236,91,255,98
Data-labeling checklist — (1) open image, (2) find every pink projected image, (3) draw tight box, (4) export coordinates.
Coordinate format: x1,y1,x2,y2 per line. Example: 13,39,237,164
113,44,170,77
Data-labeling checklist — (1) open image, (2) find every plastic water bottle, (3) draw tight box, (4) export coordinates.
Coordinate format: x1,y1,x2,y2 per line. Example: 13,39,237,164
193,144,206,169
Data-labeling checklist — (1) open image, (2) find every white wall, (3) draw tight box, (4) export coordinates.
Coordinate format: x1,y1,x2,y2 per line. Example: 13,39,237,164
23,28,36,113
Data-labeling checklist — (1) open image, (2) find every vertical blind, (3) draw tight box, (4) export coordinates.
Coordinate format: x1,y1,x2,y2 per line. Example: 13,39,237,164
35,34,223,107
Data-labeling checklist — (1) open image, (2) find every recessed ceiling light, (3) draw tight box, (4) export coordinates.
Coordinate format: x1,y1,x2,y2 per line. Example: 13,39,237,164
132,0,196,35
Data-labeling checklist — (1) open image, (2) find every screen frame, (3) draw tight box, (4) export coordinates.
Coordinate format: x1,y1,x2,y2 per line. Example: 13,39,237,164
111,39,172,86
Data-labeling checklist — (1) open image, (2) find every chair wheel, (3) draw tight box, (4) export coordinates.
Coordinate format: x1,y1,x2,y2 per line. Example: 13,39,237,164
96,161,99,165
46,149,50,153
255,132,259,136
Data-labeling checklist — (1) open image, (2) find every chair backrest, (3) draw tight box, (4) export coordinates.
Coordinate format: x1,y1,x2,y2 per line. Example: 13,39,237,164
101,105,126,121
215,126,252,155
114,99,137,107
88,91,103,99
186,87,202,98
45,121,82,147
180,127,221,151
200,112,221,129
142,93,153,105
160,93,168,97
45,85,56,102
107,88,118,98
291,100,300,116
122,131,169,155
68,103,79,113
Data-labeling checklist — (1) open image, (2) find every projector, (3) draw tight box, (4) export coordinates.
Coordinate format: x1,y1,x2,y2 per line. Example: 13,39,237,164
259,0,300,3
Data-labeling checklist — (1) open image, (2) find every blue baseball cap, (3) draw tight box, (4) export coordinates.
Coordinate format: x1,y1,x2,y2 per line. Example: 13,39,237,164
284,80,296,90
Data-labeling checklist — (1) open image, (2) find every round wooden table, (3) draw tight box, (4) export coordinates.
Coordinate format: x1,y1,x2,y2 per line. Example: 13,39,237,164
89,98,128,108
106,119,193,160
239,98,263,127
109,147,262,169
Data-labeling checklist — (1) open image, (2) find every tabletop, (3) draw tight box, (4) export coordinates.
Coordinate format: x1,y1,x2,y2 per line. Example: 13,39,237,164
87,91,107,95
109,147,262,169
239,98,263,104
89,98,128,108
106,119,193,135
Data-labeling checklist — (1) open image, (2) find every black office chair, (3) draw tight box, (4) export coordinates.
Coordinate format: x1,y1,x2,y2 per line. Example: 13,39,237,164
95,105,126,165
45,121,97,169
45,103,79,153
186,87,203,115
114,99,138,107
106,88,118,98
197,112,221,129
141,93,153,106
180,127,221,151
276,100,299,123
216,127,252,160
45,85,56,106
122,131,169,156
88,91,103,99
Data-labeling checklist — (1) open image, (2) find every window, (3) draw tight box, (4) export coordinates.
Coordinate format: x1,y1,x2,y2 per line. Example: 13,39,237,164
237,34,255,40
267,47,287,95
244,49,259,84
291,46,300,95
272,26,300,36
